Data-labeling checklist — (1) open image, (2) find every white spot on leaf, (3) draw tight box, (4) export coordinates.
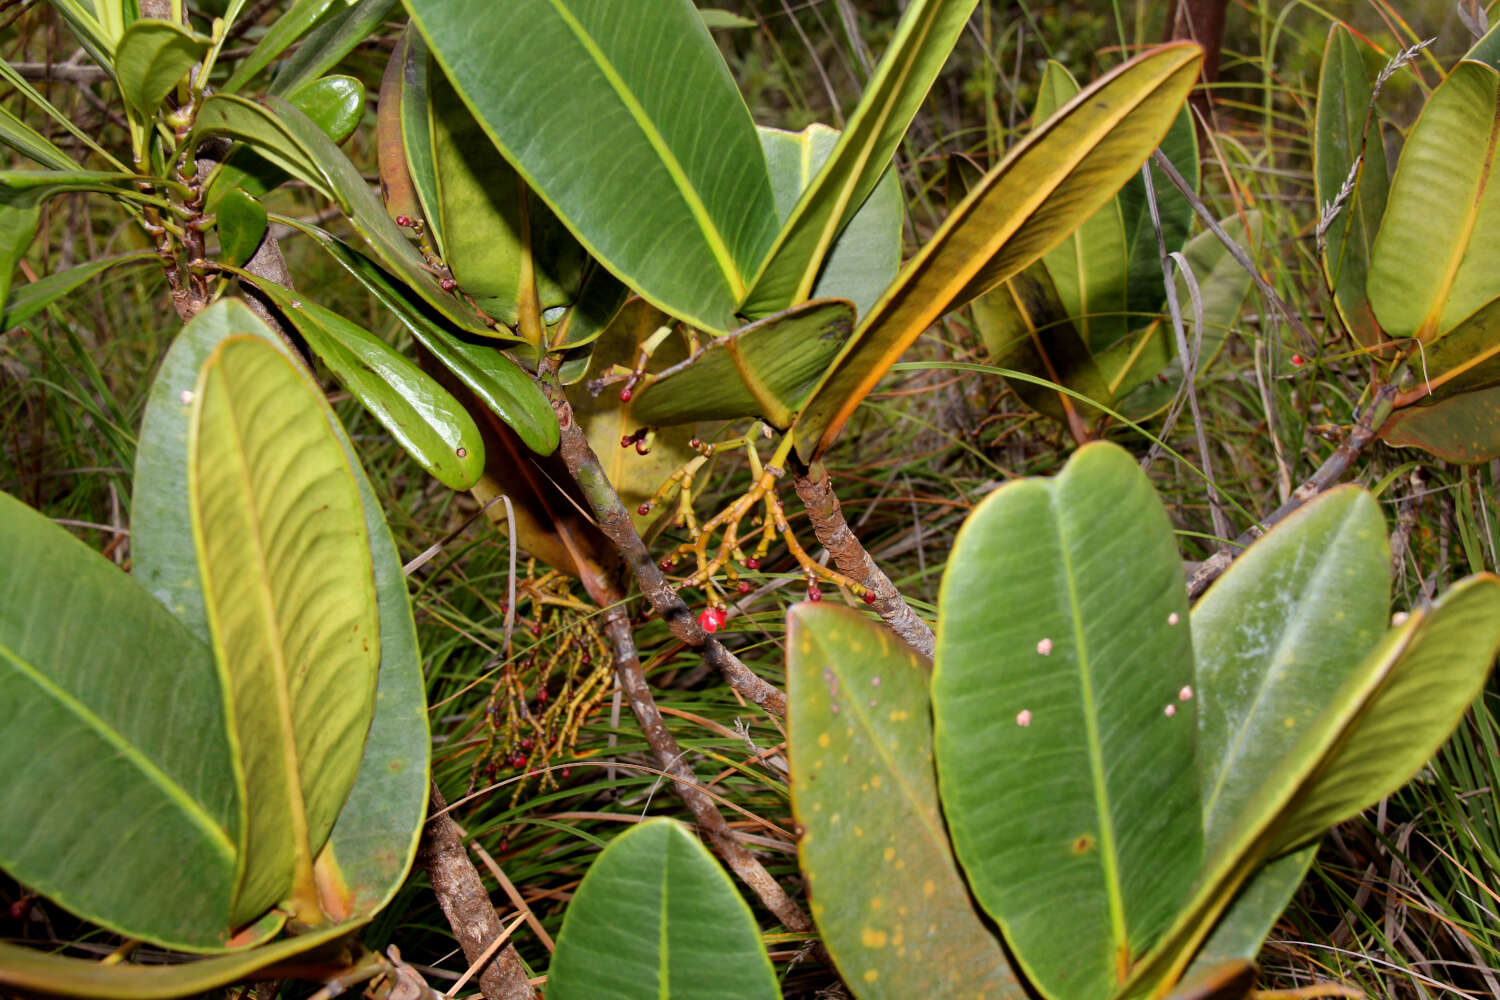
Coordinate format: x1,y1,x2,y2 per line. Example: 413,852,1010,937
1016,709,1032,727
1036,638,1053,656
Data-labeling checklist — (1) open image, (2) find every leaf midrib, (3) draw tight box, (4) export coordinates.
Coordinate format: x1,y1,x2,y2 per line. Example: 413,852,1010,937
542,0,746,302
0,644,235,860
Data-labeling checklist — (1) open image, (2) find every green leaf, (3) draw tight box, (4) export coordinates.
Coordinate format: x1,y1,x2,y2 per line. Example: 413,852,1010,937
787,603,1022,1000
758,124,903,321
1368,59,1500,343
547,818,779,1000
1032,60,1131,349
932,441,1201,1000
1120,102,1198,320
698,8,755,30
1315,24,1388,350
632,299,855,429
2,250,154,329
1191,486,1390,855
792,42,1203,460
741,0,977,316
1380,384,1500,463
223,0,336,92
194,94,331,198
1,202,41,318
241,280,487,489
375,28,428,240
0,491,239,951
269,0,401,98
1262,573,1500,854
0,103,79,170
1466,16,1500,71
427,63,585,327
115,21,209,119
189,335,379,925
203,76,363,211
1393,294,1500,403
299,228,558,455
406,0,780,333
216,188,268,268
1187,845,1316,972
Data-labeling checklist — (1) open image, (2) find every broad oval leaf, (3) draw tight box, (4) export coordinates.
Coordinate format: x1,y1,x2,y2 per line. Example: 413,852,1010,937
242,280,486,489
406,0,780,333
115,21,209,119
190,335,379,925
933,441,1201,1000
793,43,1203,460
1315,24,1388,350
1191,486,1390,855
632,299,855,429
1368,59,1500,342
0,491,239,951
741,0,977,316
788,603,1022,1000
216,187,268,268
1380,384,1500,463
547,818,779,1000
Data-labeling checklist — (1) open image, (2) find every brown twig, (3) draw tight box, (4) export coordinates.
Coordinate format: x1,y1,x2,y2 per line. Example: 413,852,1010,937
541,378,788,717
1187,383,1398,599
791,460,935,657
419,785,538,1000
595,587,813,932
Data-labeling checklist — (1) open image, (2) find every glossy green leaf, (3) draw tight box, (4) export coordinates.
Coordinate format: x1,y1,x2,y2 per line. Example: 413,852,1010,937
0,103,79,170
2,250,154,330
1,202,41,319
215,188,268,268
572,299,697,532
550,260,630,357
1368,59,1500,342
195,94,331,198
933,441,1200,1000
699,8,755,29
741,0,976,316
1120,102,1198,320
1466,17,1500,70
787,603,1022,1000
1191,486,1390,855
204,76,363,211
0,491,239,951
223,0,336,92
1382,384,1500,463
242,280,486,488
406,0,780,333
1033,60,1131,349
190,336,379,925
758,124,902,321
1315,24,1388,349
427,64,584,327
115,21,209,119
132,298,428,926
547,818,779,1000
632,299,855,428
269,0,401,98
1263,573,1500,854
793,43,1203,460
1187,845,1315,972
301,228,557,454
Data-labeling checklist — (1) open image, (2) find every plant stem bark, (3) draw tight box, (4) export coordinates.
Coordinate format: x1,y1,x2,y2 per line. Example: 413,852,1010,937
541,379,787,717
420,785,538,1000
791,461,935,657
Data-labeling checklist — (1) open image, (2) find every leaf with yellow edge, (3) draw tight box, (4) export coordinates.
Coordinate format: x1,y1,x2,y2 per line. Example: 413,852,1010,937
189,336,380,927
791,42,1202,460
787,602,1021,1000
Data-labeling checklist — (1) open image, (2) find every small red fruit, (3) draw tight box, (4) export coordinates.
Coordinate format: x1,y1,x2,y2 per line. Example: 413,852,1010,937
744,557,760,570
499,838,511,852
561,767,572,779
863,591,877,605
737,580,752,594
519,737,534,751
808,584,823,602
395,215,412,227
536,688,549,705
698,606,728,633
1291,354,1304,366
619,387,633,402
509,754,526,769
440,277,457,291
637,503,651,515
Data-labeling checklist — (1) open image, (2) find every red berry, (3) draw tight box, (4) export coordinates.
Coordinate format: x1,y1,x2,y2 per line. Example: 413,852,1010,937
698,607,727,633
581,653,591,666
737,580,752,594
395,215,412,227
637,503,651,516
1291,354,1304,366
536,688,549,704
619,387,633,402
509,754,526,769
561,767,572,779
499,838,510,852
744,557,760,570
863,591,877,605
440,277,457,291
808,585,823,602
689,437,701,449
519,737,533,751
9,898,32,921
621,434,634,448
660,558,673,570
